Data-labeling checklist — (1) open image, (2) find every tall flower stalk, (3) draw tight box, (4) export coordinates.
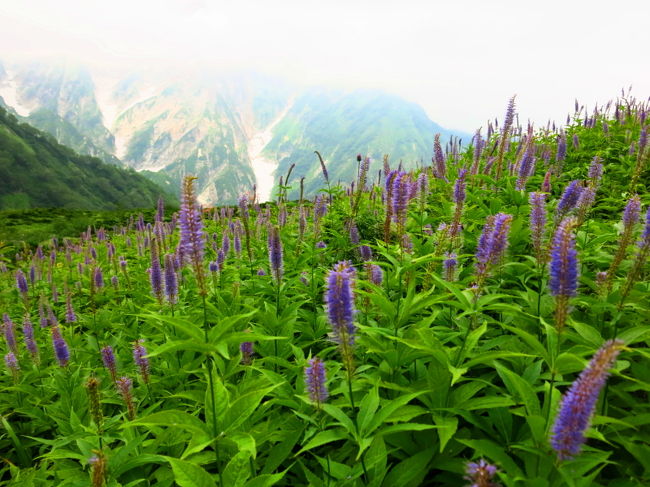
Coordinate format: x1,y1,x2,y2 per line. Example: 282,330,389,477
549,217,578,331
551,340,624,460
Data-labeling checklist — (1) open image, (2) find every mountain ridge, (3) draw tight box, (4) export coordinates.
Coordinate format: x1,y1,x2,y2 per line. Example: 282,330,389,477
0,60,467,204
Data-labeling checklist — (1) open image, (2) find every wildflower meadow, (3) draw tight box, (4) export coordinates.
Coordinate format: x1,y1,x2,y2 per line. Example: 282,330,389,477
1,93,649,486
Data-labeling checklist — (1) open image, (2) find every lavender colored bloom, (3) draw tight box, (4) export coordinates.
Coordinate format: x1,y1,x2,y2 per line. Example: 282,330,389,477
502,96,516,135
515,143,536,191
572,133,579,149
556,132,567,162
238,194,249,219
47,306,58,328
641,206,650,244
111,275,119,288
325,261,357,352
233,232,242,256
240,341,254,365
364,263,383,286
359,245,373,261
93,267,104,289
51,326,69,367
557,180,583,217
23,317,38,360
101,346,117,382
551,340,624,460
257,268,266,276
15,269,28,295
178,177,206,291
221,233,231,256
156,196,165,222
164,254,178,305
5,352,19,375
433,133,447,180
304,357,328,407
587,156,603,186
29,265,36,285
622,195,641,229
268,226,283,281
529,192,547,261
453,169,468,204
475,213,513,276
216,249,225,271
149,247,163,303
416,172,428,203
391,171,411,230
133,339,150,384
63,292,76,323
3,313,17,354
549,217,578,298
209,261,218,272
316,241,327,249
443,252,458,281
349,223,360,245
464,459,499,487
314,194,328,219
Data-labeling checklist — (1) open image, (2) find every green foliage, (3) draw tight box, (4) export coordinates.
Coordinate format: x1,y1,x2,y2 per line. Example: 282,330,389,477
0,96,648,487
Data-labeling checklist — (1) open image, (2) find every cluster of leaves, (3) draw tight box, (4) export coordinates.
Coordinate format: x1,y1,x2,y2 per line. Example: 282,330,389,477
0,95,649,487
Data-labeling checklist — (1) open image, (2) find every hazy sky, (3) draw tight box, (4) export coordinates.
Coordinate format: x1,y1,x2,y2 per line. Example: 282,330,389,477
1,0,649,132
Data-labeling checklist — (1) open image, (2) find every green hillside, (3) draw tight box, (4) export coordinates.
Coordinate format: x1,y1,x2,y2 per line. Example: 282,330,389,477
0,107,176,210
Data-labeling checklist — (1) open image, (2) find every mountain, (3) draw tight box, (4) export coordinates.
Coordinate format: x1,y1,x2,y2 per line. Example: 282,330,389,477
0,106,176,210
0,60,465,204
0,61,120,165
264,88,455,195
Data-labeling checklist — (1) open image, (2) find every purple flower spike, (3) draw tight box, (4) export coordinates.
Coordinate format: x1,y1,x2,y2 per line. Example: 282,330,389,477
16,270,28,296
23,317,39,362
557,180,583,218
529,192,547,262
178,176,206,294
101,345,118,383
93,267,104,289
325,261,357,373
133,339,150,384
164,254,178,305
475,213,513,279
359,245,373,261
551,340,624,460
51,326,69,367
5,352,19,371
622,195,641,230
267,226,283,282
3,313,17,354
549,218,579,298
305,357,328,407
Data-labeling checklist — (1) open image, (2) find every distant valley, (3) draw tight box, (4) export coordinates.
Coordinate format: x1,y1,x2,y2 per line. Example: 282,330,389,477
0,60,464,205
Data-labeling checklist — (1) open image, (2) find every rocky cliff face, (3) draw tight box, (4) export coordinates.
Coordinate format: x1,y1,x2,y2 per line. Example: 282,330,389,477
0,60,463,205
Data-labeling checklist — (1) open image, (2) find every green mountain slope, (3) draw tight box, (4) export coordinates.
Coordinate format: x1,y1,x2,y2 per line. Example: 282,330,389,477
264,89,463,194
0,107,176,210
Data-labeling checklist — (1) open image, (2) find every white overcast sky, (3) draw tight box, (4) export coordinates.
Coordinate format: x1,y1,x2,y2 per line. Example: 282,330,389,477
1,0,648,133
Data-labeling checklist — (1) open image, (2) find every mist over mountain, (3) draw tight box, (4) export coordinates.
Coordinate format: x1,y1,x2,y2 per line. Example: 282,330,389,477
0,59,465,205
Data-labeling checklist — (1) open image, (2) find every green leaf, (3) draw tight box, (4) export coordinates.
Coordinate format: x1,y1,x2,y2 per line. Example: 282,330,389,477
223,450,252,487
495,362,541,416
164,457,217,487
432,415,458,452
244,472,287,487
296,428,348,455
126,410,210,439
358,384,380,435
223,385,279,433
382,448,433,487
